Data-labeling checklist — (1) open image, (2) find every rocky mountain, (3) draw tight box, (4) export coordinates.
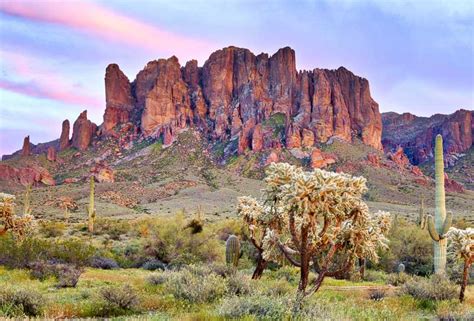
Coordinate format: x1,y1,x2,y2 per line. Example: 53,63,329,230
101,46,382,151
382,109,473,165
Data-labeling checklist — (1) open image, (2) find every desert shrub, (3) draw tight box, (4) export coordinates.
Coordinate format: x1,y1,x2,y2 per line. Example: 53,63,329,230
0,235,97,268
368,289,386,301
100,285,139,311
94,218,130,240
386,272,413,286
147,273,167,286
142,214,223,265
226,272,254,296
39,221,66,237
90,256,119,270
363,269,387,283
209,262,234,277
0,288,44,317
272,265,300,283
376,219,433,276
141,259,166,271
217,295,289,319
163,265,227,303
262,279,293,297
29,260,82,288
402,274,458,301
55,264,82,288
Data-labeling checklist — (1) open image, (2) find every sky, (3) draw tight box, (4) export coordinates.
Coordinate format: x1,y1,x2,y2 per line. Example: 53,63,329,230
0,0,473,156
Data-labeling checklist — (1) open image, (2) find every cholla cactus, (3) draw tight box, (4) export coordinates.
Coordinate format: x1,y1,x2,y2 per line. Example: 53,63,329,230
428,135,452,274
88,176,96,233
447,227,474,302
0,193,35,241
238,163,391,301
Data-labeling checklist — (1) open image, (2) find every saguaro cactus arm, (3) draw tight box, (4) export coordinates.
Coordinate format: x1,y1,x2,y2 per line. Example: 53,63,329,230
441,212,452,235
428,216,440,241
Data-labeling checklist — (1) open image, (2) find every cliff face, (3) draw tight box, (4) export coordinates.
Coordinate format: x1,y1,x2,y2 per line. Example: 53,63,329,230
103,46,383,151
382,109,473,164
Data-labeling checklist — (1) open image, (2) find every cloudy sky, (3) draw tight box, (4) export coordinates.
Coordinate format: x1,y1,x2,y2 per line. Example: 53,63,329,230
0,0,473,156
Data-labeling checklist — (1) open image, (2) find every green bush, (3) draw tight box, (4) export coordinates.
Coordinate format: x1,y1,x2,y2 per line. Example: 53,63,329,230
100,285,139,311
376,219,433,276
226,272,254,296
386,272,413,286
142,214,223,265
0,235,97,268
0,288,44,317
39,221,66,238
29,261,82,288
401,274,458,301
162,265,227,303
363,269,387,283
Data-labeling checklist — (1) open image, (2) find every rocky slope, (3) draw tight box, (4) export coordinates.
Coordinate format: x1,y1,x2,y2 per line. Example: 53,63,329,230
382,109,473,165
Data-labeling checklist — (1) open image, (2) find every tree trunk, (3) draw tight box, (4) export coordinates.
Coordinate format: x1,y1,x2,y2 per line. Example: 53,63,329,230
459,259,471,303
252,255,267,280
359,258,366,279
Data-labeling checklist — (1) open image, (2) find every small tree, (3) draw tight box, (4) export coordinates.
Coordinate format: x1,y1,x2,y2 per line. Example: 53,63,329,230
238,163,391,306
0,193,35,240
447,227,474,302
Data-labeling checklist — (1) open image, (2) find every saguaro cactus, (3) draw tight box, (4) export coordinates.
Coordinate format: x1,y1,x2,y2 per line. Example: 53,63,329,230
225,235,240,268
418,197,427,230
88,176,96,233
24,184,32,215
427,135,452,274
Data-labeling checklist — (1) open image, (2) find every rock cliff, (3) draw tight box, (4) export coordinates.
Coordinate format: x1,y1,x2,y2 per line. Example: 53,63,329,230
103,46,383,151
382,109,473,164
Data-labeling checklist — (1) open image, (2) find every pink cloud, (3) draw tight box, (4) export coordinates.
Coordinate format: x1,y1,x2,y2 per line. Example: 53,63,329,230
0,0,214,60
0,79,102,108
1,50,103,108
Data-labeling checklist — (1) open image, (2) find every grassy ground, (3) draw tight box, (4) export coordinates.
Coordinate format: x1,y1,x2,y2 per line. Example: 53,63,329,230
1,266,472,320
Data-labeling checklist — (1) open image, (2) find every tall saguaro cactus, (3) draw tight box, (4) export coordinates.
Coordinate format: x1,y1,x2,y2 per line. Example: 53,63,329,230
427,135,452,274
88,176,96,233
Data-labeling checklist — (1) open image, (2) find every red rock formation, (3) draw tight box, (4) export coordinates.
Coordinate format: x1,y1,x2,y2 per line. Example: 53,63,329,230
103,64,134,133
59,119,70,150
72,111,97,151
91,162,114,183
251,124,263,152
47,146,56,161
311,149,337,169
0,164,55,186
140,56,192,137
387,147,411,168
21,136,31,156
444,173,465,193
367,153,381,167
265,151,279,165
382,109,473,164
301,129,314,148
285,124,301,149
411,166,423,176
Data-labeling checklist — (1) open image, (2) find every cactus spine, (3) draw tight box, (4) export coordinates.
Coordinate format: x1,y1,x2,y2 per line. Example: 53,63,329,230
225,235,240,268
88,176,96,233
427,135,452,274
